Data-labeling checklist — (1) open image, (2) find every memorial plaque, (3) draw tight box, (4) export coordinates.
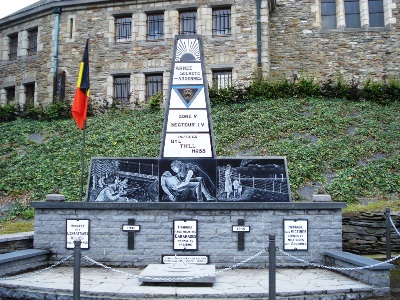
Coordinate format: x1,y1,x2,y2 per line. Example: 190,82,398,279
162,255,209,264
173,220,198,250
160,158,216,202
86,157,291,203
86,158,159,202
217,158,291,202
66,219,89,249
283,219,308,251
166,110,209,132
163,133,213,158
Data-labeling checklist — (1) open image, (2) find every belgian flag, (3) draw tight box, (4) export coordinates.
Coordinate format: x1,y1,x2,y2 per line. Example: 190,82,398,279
72,39,90,129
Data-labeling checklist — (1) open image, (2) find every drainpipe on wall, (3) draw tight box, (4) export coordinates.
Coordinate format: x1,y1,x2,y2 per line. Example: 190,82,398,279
256,0,262,82
53,7,62,101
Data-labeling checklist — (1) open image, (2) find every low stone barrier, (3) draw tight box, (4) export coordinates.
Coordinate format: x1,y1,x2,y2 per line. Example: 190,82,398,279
342,212,400,254
325,251,394,291
31,201,345,268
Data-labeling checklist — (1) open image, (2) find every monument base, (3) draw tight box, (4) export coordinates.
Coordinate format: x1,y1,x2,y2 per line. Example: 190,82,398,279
138,263,216,284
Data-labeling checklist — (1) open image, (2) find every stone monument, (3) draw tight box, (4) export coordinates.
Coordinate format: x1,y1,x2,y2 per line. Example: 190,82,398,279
31,36,345,272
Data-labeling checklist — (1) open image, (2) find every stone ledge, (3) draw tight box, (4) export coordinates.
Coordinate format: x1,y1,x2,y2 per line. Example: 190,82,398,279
325,251,394,270
31,201,346,210
0,249,50,277
0,231,34,243
0,249,50,264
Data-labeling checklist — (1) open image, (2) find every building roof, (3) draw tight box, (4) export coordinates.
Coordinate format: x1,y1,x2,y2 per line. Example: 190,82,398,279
2,0,61,19
0,0,110,27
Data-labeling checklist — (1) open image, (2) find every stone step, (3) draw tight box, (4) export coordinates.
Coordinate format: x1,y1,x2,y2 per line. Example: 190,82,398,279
0,231,34,254
0,249,50,277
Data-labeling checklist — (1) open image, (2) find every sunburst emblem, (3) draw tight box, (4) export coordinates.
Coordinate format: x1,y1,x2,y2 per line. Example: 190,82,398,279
175,38,201,62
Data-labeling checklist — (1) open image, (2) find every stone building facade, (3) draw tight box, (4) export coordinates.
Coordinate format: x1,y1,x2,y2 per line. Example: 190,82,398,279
0,0,398,107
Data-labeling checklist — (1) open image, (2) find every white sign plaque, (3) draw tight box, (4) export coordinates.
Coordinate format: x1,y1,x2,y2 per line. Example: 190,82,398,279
173,220,198,250
162,255,209,264
232,226,250,232
163,133,212,157
122,225,140,232
283,219,308,251
172,63,203,85
66,219,90,249
166,110,209,132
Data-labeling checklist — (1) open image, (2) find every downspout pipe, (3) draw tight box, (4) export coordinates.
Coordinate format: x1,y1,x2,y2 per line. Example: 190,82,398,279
53,7,62,100
256,0,262,81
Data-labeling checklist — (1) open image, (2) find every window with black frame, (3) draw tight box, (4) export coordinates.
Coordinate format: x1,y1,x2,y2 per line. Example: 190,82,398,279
368,0,384,27
115,16,132,42
212,70,232,89
212,8,231,36
9,34,18,60
5,87,16,103
146,74,163,101
114,76,131,103
345,0,361,28
28,28,38,55
147,14,164,40
179,11,197,35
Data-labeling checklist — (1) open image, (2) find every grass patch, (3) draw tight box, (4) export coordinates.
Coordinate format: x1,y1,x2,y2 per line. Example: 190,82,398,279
0,219,34,234
344,200,400,214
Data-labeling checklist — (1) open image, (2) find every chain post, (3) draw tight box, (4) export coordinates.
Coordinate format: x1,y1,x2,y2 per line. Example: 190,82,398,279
268,234,276,300
385,207,391,260
73,240,81,300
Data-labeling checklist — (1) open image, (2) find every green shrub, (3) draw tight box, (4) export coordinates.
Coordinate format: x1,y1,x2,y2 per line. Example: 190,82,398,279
43,100,71,120
384,77,400,102
3,202,34,221
148,91,163,110
0,102,17,122
320,76,349,99
209,86,237,104
21,207,35,220
363,78,385,103
296,76,320,98
18,102,43,120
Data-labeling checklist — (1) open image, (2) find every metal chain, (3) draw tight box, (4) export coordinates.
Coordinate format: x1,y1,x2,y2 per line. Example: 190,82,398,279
0,254,73,281
389,215,400,237
278,249,400,271
215,248,266,275
83,248,267,281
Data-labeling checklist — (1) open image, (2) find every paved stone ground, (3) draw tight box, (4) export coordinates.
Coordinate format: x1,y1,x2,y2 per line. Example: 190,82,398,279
0,266,389,299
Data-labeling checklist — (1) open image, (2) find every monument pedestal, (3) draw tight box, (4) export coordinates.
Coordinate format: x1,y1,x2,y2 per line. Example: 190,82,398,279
138,264,216,284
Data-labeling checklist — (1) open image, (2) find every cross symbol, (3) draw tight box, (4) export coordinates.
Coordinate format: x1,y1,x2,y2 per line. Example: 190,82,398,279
232,219,250,251
122,219,141,250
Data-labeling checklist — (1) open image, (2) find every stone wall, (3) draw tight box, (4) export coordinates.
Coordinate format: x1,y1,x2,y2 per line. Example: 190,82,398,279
2,0,399,107
269,0,400,82
342,211,400,254
0,14,55,105
31,201,345,268
0,0,270,106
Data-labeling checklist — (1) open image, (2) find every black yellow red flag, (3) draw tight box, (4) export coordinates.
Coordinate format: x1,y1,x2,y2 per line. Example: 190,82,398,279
72,39,90,129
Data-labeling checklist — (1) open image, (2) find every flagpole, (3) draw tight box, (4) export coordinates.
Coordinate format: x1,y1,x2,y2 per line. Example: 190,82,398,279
80,124,86,201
